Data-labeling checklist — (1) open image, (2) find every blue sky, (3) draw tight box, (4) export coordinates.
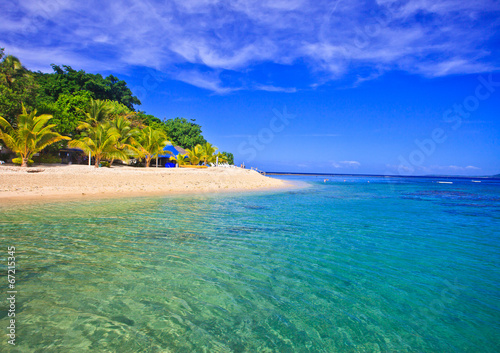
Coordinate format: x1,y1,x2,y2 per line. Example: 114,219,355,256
1,0,499,175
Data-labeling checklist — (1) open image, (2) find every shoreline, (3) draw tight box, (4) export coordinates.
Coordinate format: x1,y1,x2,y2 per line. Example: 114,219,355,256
0,164,296,205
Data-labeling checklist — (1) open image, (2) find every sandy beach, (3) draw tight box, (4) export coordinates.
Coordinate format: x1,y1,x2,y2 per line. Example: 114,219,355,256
0,164,290,203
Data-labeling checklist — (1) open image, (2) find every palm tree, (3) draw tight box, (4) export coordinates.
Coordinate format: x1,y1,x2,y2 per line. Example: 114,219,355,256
0,107,70,167
109,116,138,166
81,99,110,126
200,142,218,165
215,152,228,164
185,144,205,165
0,55,25,87
69,122,127,168
169,153,188,166
134,127,170,167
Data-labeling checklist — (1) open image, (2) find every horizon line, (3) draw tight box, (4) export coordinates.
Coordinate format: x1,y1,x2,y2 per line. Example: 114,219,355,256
263,172,500,179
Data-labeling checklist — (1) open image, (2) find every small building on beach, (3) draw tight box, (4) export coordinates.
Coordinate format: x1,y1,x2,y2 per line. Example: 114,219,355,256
157,144,188,167
58,148,86,164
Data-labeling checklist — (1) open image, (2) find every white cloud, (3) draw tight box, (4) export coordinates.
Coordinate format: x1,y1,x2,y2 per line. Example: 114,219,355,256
174,69,237,94
333,161,361,168
387,163,482,175
442,165,481,171
1,0,499,92
0,43,120,73
256,85,297,93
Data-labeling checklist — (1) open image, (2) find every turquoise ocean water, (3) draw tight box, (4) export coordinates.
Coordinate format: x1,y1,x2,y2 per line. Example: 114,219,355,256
1,176,499,352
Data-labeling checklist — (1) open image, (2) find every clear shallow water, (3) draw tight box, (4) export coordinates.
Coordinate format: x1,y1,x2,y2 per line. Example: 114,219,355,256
1,176,499,352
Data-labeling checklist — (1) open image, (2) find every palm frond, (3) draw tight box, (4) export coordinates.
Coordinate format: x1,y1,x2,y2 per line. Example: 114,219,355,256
0,116,13,131
32,114,54,133
35,134,70,152
0,131,18,151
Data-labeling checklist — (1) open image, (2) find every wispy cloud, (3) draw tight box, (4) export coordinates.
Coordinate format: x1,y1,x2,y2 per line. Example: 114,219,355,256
0,44,120,73
332,160,361,168
255,85,297,93
174,69,238,94
427,165,482,172
446,165,481,171
1,0,499,92
386,163,482,175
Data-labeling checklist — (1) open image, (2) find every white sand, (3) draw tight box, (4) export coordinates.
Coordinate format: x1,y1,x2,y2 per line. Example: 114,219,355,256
0,164,291,203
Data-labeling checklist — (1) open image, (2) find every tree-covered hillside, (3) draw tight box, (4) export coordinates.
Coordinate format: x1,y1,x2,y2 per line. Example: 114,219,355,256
0,48,233,164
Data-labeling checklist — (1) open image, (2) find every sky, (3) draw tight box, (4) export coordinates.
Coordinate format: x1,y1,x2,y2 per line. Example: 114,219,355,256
1,0,499,175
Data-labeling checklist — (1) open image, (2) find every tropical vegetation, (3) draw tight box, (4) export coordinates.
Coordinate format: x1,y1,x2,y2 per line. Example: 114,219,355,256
185,144,205,166
0,48,234,167
169,153,189,166
133,126,170,168
200,142,218,165
69,122,127,168
0,106,70,167
0,50,38,125
181,143,232,166
109,115,138,166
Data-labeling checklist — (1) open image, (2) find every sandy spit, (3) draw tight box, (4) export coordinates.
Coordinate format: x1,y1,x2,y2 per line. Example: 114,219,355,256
0,164,293,204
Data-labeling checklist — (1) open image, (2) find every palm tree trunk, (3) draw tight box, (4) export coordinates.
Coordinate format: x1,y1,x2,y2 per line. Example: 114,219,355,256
95,156,100,168
110,158,115,166
145,157,151,168
21,157,28,167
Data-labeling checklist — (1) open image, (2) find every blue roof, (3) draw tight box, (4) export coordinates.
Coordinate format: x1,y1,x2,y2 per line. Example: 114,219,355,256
158,144,179,158
60,148,84,153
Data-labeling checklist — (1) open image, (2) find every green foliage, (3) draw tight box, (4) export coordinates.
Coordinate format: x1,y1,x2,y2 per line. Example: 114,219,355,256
183,144,233,166
32,154,62,164
138,112,161,126
221,151,234,165
0,48,233,162
169,153,188,166
0,107,70,167
37,91,93,136
69,122,128,167
109,115,139,165
133,126,170,167
0,54,38,125
13,157,33,166
214,152,227,164
200,142,218,165
185,144,205,165
162,118,207,150
80,99,112,126
1,55,24,86
100,161,110,168
105,100,133,120
35,65,141,110
135,112,166,134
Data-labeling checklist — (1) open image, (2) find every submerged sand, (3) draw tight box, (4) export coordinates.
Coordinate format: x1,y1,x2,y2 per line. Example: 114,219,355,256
0,164,290,203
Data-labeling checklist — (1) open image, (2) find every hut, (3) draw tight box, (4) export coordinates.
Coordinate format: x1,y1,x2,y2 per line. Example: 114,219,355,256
157,144,188,167
58,148,86,164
